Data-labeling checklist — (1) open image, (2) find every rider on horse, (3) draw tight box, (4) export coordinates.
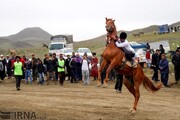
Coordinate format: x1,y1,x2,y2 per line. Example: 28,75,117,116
115,32,136,67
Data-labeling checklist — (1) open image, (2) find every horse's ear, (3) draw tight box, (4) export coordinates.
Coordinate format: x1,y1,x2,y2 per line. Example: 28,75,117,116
113,20,115,22
105,17,108,20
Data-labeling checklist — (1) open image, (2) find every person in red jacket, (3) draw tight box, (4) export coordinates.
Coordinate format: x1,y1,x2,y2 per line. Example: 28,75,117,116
146,49,151,68
91,53,98,80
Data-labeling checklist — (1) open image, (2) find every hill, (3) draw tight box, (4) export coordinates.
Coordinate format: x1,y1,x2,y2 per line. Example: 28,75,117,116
0,27,52,49
7,27,52,41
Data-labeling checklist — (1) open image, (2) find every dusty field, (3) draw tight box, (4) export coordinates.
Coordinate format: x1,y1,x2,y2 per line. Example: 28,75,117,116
0,76,180,120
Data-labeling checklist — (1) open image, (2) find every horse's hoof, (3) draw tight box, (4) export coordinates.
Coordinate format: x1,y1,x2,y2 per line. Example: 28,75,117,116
97,84,102,87
103,84,108,88
129,108,133,113
97,82,102,87
129,108,136,114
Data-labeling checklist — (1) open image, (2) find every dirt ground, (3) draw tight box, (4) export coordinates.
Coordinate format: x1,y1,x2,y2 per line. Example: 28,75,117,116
0,75,180,120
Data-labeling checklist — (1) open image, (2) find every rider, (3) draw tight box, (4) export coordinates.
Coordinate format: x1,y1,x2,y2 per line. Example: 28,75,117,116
115,32,136,67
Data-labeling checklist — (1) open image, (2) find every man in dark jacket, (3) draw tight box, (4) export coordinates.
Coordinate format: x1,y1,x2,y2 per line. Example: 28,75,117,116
6,55,12,79
159,53,169,87
65,55,72,81
69,57,77,83
46,54,56,85
31,53,38,81
24,58,32,84
52,53,58,81
159,44,165,60
151,49,160,82
0,55,7,80
172,49,180,84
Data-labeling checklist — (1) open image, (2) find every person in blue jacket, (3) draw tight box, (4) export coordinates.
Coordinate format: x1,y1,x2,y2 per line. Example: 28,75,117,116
159,53,170,87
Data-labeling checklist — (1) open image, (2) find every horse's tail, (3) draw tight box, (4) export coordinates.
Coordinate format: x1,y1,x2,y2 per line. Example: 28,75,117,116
143,75,162,92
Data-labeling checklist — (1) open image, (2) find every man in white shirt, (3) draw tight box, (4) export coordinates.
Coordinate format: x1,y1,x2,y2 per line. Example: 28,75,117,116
81,55,90,85
115,32,136,67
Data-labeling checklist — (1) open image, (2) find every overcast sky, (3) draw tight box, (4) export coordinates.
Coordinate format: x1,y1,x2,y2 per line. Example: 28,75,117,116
0,0,180,41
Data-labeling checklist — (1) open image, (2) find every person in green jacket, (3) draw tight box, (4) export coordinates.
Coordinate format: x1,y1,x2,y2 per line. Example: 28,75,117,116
58,54,65,85
13,56,23,91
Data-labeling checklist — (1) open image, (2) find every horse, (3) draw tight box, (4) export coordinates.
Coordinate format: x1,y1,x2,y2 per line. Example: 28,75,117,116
97,18,162,114
42,43,48,48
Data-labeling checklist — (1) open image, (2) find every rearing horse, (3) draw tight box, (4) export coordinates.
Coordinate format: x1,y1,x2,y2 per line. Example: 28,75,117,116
97,18,162,114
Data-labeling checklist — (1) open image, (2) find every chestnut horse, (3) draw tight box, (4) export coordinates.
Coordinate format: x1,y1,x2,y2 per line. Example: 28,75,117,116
97,18,162,114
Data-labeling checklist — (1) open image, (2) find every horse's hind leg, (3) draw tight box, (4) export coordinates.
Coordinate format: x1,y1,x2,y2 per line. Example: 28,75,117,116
131,74,142,114
123,78,137,114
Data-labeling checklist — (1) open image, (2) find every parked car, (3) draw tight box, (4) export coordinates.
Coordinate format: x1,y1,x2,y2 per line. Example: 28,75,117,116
134,48,147,67
129,42,147,49
76,48,93,58
59,48,74,59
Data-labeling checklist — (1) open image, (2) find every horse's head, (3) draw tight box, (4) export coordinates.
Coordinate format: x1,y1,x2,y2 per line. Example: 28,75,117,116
105,17,117,43
105,18,116,33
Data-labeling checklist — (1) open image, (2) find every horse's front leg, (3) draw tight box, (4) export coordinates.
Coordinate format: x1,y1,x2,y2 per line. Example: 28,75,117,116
97,60,107,87
103,59,118,88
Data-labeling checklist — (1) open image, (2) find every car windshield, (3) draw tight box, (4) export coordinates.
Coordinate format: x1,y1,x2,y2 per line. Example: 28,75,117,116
78,48,91,53
64,49,73,53
49,44,64,50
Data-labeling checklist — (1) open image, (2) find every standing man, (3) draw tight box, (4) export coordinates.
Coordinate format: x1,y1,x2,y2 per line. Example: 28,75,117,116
37,58,45,85
46,54,56,85
43,53,49,75
159,44,165,60
6,55,12,79
69,57,76,83
24,58,32,85
151,49,160,82
159,53,169,87
115,72,123,93
75,54,82,82
13,56,23,91
52,53,58,81
58,54,65,85
31,53,38,81
65,55,72,81
81,55,90,85
0,55,7,81
172,49,180,84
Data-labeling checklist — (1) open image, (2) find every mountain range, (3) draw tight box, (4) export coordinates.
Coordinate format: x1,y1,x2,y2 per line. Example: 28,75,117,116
0,21,179,49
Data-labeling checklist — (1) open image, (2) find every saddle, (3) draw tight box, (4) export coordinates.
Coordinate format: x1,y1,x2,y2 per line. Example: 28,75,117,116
115,57,137,70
